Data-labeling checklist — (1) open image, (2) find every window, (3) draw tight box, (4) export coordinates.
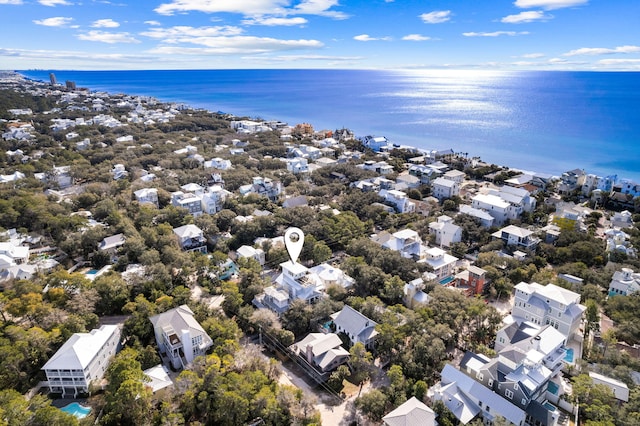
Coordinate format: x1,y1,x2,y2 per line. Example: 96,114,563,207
505,389,514,399
522,398,527,405
514,383,519,391
488,379,494,387
476,373,484,381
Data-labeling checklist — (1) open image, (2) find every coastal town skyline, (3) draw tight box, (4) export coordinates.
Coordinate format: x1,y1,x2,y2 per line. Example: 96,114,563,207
1,0,639,71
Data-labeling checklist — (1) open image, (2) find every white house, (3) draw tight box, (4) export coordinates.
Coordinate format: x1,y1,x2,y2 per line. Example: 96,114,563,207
608,268,640,297
42,325,121,397
511,282,586,339
491,225,540,250
432,177,460,201
383,397,437,426
422,247,458,280
443,169,466,184
134,188,159,207
611,210,633,229
171,191,203,217
290,333,349,376
589,372,629,402
173,224,207,254
111,164,128,180
200,185,231,214
149,305,213,370
380,189,415,213
253,260,324,315
373,229,423,260
331,305,378,349
308,263,355,289
429,215,462,248
204,157,232,170
286,157,310,174
236,245,266,266
458,205,495,228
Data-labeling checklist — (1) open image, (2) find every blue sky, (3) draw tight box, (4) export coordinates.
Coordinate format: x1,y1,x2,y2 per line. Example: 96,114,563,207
1,0,639,70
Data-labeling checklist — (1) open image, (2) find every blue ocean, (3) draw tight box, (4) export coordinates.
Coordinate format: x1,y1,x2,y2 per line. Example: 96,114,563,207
19,69,640,181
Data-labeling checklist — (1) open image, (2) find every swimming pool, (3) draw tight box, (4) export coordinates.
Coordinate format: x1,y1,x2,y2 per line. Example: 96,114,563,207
564,348,574,363
439,276,454,285
86,269,99,275
61,402,92,419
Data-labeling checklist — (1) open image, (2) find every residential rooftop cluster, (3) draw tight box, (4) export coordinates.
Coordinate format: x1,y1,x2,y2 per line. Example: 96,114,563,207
1,72,640,425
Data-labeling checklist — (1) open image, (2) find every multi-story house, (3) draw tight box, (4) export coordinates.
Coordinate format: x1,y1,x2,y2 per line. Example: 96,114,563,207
373,229,423,260
200,185,231,214
330,305,378,349
134,188,159,207
253,260,324,315
429,215,462,248
171,191,203,217
238,177,283,202
558,169,586,194
608,268,640,296
432,177,460,201
290,333,350,380
408,164,440,184
236,245,266,266
492,225,540,250
430,323,570,426
459,205,495,228
422,247,458,280
173,224,207,254
204,157,232,170
42,325,121,397
286,157,309,174
361,135,390,152
380,189,415,213
511,282,586,339
472,186,535,225
149,305,213,370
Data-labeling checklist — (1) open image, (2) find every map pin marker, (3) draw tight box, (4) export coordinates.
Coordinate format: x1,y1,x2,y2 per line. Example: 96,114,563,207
284,227,304,265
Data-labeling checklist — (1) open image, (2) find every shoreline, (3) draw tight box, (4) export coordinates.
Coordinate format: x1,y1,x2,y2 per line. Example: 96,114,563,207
11,69,640,183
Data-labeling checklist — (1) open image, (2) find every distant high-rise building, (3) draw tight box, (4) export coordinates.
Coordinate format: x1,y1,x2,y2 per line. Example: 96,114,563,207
65,80,76,90
49,73,57,85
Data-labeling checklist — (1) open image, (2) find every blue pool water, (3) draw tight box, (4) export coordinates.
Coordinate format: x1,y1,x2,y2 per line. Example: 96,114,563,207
86,269,99,275
439,276,455,285
61,402,92,419
564,348,574,363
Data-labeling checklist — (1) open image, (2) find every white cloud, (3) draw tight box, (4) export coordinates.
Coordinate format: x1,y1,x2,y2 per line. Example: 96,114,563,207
0,0,23,4
419,10,451,24
148,36,323,55
563,45,640,56
597,58,640,66
39,0,72,5
92,19,120,28
144,20,161,26
154,0,346,19
243,54,363,63
0,47,156,63
501,11,552,23
463,31,529,37
402,34,431,41
242,16,308,26
155,0,282,15
522,52,545,58
33,16,73,27
77,30,140,43
514,0,588,10
294,0,348,19
353,34,391,42
140,25,244,40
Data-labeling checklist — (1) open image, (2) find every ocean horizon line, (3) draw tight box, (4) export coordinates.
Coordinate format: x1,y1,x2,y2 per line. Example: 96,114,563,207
15,69,640,182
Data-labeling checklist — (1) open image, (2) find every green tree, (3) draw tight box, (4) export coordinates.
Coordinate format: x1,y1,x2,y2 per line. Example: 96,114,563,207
355,389,388,422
